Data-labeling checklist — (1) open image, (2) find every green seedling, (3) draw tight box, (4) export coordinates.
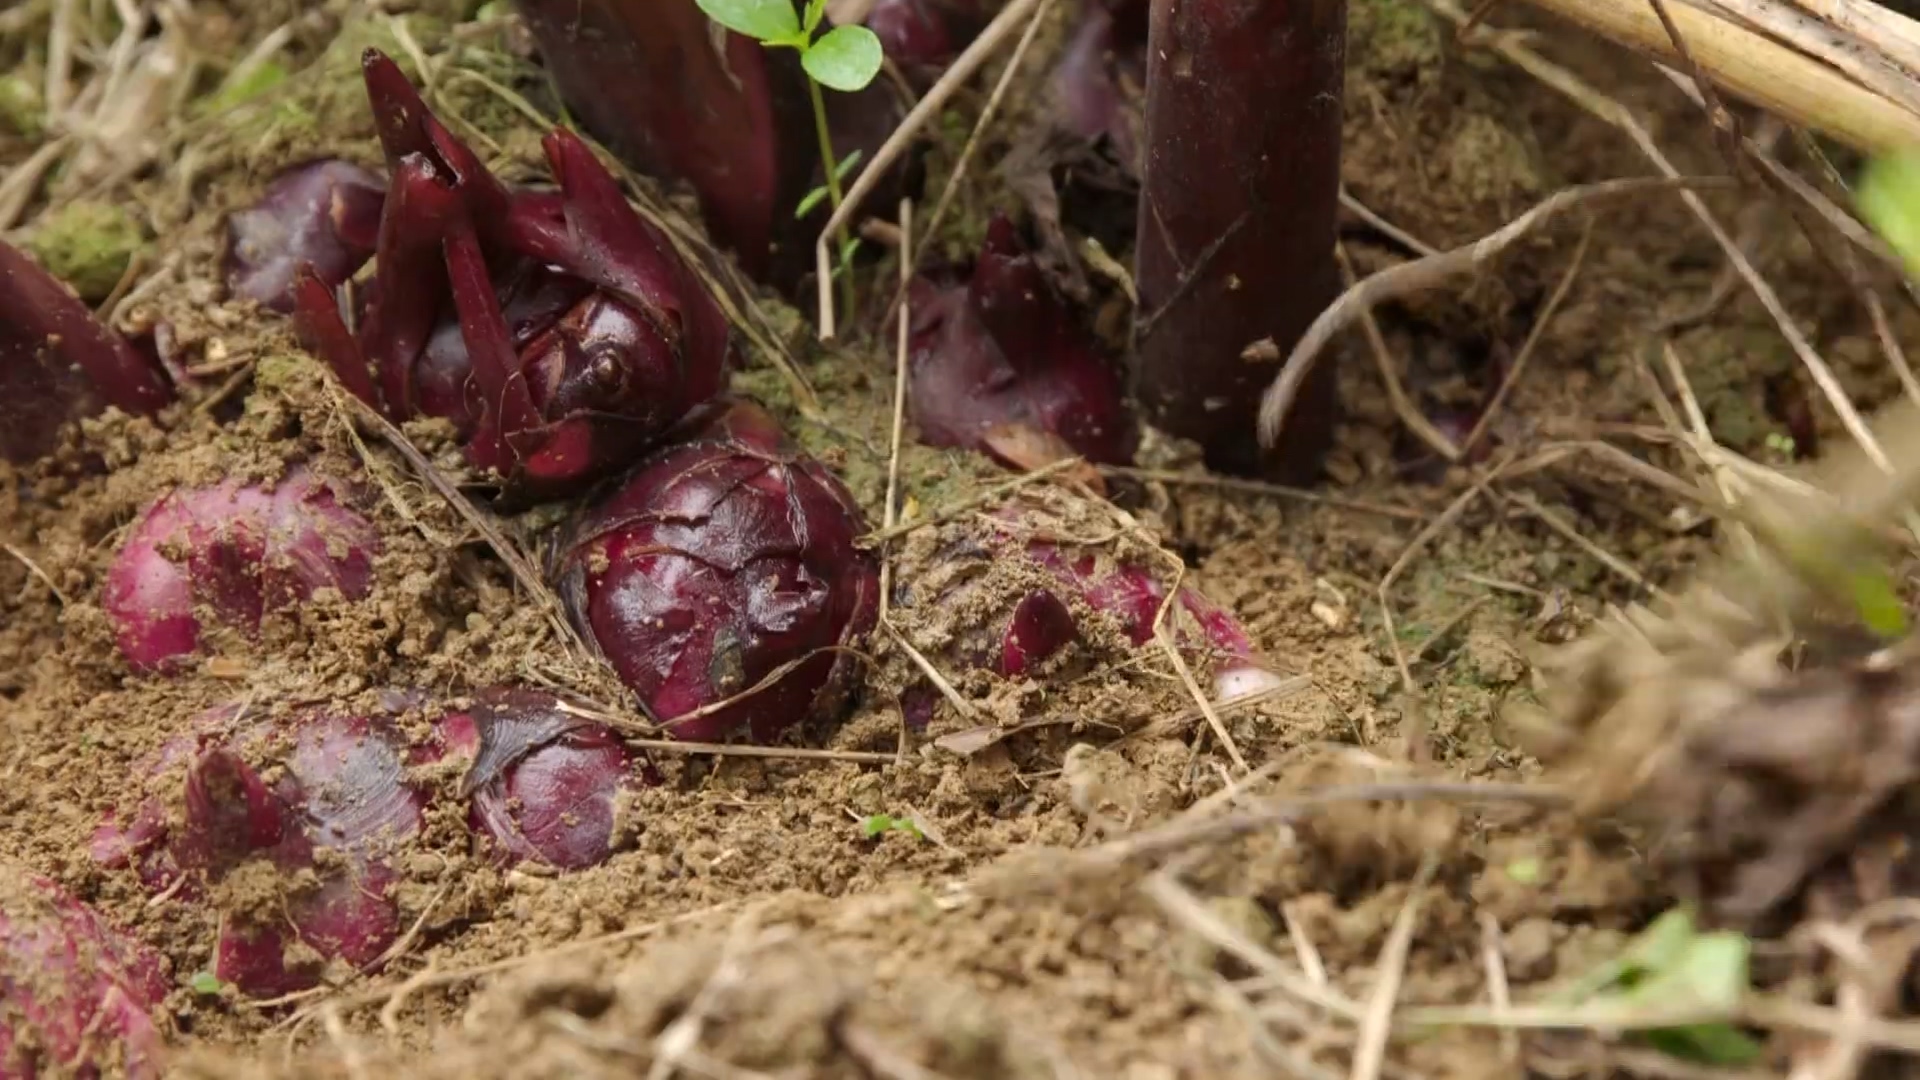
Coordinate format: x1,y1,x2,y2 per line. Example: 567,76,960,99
1548,908,1762,1066
693,0,884,319
861,813,925,841
188,971,229,997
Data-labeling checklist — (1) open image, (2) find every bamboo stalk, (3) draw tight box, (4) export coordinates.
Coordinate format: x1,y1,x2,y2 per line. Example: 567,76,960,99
1781,0,1920,77
1517,0,1920,152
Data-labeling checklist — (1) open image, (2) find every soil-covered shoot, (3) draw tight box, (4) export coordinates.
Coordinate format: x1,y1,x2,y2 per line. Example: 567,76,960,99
7,0,1920,1077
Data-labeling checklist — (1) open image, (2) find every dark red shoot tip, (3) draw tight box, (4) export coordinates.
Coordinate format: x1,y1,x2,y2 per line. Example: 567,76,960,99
0,238,173,464
550,399,881,744
225,160,385,314
433,688,650,870
292,51,733,505
0,871,170,1079
101,465,381,675
906,214,1137,468
90,706,428,998
1132,0,1346,480
1000,589,1081,678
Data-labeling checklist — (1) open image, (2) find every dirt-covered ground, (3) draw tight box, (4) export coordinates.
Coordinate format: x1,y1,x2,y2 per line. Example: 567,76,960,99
8,0,1920,1077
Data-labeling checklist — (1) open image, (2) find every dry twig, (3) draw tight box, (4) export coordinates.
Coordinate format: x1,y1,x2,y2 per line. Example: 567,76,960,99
1257,176,1734,451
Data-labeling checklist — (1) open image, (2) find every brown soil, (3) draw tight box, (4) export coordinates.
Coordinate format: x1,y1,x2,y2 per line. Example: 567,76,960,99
6,1,1920,1078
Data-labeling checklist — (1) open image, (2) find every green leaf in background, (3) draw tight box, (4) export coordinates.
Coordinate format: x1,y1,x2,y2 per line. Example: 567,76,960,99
1859,148,1920,281
694,0,802,44
803,25,884,92
1547,908,1762,1067
0,74,44,138
202,60,289,115
1848,566,1911,638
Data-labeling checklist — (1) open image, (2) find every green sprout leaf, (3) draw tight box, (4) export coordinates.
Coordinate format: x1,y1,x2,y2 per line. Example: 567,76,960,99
1503,857,1542,885
804,0,828,33
830,238,865,279
802,24,884,92
794,149,864,218
694,0,801,43
861,813,924,840
189,971,228,997
1860,148,1920,281
1549,909,1762,1067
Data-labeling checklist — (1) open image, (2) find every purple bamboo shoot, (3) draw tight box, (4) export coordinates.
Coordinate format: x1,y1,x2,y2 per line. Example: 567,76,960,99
1131,0,1345,480
293,52,733,505
549,399,881,744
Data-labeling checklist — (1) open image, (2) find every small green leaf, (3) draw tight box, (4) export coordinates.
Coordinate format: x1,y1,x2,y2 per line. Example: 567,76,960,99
804,0,828,33
802,25,884,92
1503,857,1542,884
861,813,924,840
1624,934,1760,1064
694,0,801,43
831,238,865,280
189,971,227,996
1550,908,1697,1004
796,184,831,220
1550,908,1761,1067
792,150,864,219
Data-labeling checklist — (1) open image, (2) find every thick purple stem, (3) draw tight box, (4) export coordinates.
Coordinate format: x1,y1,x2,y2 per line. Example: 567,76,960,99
1131,0,1346,480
